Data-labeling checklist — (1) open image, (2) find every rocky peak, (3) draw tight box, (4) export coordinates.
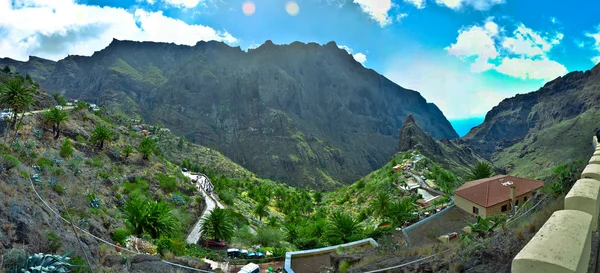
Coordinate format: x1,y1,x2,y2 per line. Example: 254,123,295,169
398,114,442,156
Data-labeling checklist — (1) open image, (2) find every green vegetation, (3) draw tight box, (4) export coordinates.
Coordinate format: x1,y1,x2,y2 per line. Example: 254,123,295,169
59,138,73,158
200,208,235,242
139,137,157,160
326,211,363,245
0,78,36,145
8,252,76,273
123,197,181,239
90,124,113,150
468,162,494,180
43,107,69,139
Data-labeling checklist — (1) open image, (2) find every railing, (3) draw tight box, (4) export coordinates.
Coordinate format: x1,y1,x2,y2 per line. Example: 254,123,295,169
511,137,600,273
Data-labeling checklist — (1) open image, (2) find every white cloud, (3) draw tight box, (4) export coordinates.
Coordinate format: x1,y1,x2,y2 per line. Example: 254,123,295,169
0,0,236,61
586,26,600,64
550,17,557,24
383,53,531,119
339,45,367,64
447,18,567,81
435,0,504,11
404,0,425,9
495,57,568,80
164,0,203,8
575,40,585,48
445,21,499,72
396,13,408,22
353,0,393,27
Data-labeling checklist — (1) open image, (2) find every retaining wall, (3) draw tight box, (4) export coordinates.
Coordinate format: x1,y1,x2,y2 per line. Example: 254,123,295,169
512,137,600,273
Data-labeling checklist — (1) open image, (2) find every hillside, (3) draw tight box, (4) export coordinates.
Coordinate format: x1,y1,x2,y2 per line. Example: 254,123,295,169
399,115,489,180
464,63,600,179
0,39,458,189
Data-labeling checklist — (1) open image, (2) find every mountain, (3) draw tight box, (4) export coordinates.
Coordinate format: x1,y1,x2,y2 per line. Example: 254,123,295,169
0,39,458,189
464,64,600,179
399,115,488,180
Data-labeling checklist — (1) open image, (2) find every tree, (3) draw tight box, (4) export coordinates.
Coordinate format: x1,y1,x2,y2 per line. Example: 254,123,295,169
123,197,180,239
369,192,391,219
253,203,268,221
325,211,363,244
43,107,69,139
469,162,495,180
2,66,10,73
90,124,113,150
60,138,73,158
384,198,417,227
177,136,186,150
466,215,504,239
25,73,32,83
200,208,235,242
121,145,134,158
139,137,157,160
0,78,35,144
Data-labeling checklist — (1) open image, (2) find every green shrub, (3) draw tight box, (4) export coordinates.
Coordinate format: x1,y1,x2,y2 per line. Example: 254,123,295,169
76,135,85,142
59,138,74,158
112,228,131,245
339,261,350,273
1,154,20,170
37,157,54,170
45,232,63,253
123,197,180,239
157,174,177,193
53,184,65,194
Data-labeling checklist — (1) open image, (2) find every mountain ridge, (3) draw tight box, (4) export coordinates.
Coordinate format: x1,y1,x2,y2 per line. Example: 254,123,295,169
0,39,458,189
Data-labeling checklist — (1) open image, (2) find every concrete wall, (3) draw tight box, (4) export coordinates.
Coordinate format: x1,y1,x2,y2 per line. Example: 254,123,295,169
512,136,600,273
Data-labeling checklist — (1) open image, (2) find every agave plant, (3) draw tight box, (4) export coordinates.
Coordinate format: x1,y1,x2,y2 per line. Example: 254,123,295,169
8,251,76,273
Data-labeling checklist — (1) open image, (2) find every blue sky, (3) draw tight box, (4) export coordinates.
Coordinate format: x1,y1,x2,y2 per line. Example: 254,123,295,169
1,0,600,133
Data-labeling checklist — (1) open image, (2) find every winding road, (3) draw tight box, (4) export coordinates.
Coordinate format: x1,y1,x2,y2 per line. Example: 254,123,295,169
183,171,225,244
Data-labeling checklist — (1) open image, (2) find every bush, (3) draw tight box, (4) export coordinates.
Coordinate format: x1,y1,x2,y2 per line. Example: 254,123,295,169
112,228,132,245
254,226,285,248
59,138,73,158
45,232,63,253
37,157,54,170
123,197,180,239
1,154,20,170
76,135,85,142
157,174,177,193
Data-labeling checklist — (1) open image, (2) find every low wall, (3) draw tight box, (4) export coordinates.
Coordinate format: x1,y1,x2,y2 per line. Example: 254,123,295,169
283,238,379,273
511,136,600,273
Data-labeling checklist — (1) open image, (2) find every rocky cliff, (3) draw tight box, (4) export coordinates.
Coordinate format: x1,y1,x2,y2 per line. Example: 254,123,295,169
399,115,487,179
463,63,600,179
0,39,458,189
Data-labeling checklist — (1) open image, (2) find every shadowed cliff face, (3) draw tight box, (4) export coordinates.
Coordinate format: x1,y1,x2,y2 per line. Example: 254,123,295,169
463,63,600,179
0,39,458,189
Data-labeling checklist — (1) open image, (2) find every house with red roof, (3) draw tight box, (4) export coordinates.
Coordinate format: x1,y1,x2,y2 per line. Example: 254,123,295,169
454,175,544,217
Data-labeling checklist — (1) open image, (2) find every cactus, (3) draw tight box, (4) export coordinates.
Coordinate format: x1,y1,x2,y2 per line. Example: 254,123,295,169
47,177,58,188
170,194,186,205
8,251,76,273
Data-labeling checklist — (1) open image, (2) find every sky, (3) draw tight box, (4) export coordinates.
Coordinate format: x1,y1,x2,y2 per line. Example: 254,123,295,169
1,0,600,134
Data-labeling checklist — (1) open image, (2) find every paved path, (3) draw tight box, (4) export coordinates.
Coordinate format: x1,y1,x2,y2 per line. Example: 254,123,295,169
183,171,225,244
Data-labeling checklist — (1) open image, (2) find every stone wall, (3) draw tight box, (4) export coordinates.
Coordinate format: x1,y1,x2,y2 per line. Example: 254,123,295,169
511,137,600,273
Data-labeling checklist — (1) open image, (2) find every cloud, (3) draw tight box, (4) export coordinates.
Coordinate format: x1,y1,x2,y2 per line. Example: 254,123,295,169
338,45,367,64
445,20,499,72
586,26,600,64
495,57,568,80
435,0,505,10
404,0,425,9
164,0,203,8
447,18,567,81
0,0,236,61
396,13,408,22
383,53,525,119
353,0,393,27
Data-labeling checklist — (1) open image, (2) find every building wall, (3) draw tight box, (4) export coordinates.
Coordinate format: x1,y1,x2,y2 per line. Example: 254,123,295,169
455,195,486,217
456,192,535,217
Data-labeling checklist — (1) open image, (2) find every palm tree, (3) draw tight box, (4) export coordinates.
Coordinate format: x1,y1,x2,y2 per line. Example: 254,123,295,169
469,162,495,180
369,192,391,219
123,197,180,239
200,208,234,242
254,203,269,221
121,145,134,158
0,78,35,144
43,107,69,139
326,211,363,244
466,215,504,239
90,124,113,150
384,198,417,227
139,137,157,160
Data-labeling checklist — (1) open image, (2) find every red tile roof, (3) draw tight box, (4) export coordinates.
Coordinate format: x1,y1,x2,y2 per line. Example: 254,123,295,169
455,175,544,208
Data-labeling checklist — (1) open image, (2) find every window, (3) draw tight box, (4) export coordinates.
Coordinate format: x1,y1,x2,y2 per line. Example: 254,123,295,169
501,204,508,212
516,200,519,206
524,196,528,202
473,207,479,215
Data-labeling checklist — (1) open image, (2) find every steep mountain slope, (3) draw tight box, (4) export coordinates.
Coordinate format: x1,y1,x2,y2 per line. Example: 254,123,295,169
464,64,600,179
399,115,488,180
0,39,458,189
